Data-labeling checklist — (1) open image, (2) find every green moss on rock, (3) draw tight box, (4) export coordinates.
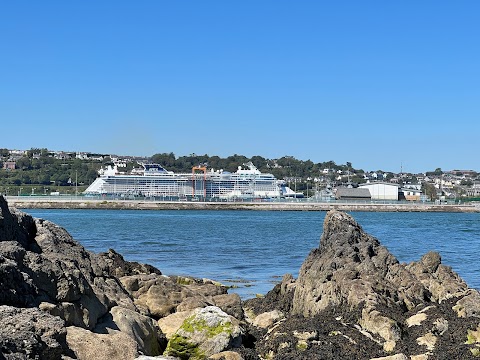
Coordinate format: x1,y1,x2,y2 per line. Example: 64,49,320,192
176,276,195,285
164,306,240,360
179,314,233,337
165,333,204,360
471,347,480,357
466,326,480,345
296,341,308,351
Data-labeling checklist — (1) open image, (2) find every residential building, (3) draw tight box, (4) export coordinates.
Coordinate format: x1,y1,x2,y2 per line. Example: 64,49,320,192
401,187,422,201
3,161,16,170
466,183,480,197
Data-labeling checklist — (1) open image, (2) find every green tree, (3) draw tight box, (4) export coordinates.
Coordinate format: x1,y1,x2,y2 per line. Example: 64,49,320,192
206,156,223,170
434,168,443,175
16,157,31,170
21,174,32,184
351,175,366,184
37,173,51,185
426,168,443,176
225,154,248,172
102,156,113,165
250,155,267,169
324,160,337,170
151,153,176,168
86,169,99,183
422,182,437,200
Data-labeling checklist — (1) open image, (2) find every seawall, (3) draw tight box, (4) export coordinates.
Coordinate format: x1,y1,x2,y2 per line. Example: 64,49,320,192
6,197,480,212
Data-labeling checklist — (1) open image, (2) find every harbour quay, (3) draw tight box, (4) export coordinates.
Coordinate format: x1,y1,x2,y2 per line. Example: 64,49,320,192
5,196,479,212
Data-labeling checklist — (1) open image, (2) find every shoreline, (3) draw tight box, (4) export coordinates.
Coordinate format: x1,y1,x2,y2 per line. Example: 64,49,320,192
6,197,480,212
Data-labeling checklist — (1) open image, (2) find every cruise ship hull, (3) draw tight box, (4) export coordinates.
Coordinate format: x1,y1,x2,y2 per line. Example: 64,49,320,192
84,166,283,200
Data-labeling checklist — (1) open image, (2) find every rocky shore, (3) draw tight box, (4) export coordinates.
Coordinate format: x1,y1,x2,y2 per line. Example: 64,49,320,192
1,195,480,359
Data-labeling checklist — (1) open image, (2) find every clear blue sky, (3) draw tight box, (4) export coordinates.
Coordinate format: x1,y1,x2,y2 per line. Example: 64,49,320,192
1,1,478,173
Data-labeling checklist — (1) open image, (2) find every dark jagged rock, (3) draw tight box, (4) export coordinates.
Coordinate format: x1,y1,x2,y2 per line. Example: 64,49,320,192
0,305,70,360
0,197,162,358
293,210,433,317
244,273,295,316
246,210,480,359
0,196,37,249
0,196,245,359
98,248,162,278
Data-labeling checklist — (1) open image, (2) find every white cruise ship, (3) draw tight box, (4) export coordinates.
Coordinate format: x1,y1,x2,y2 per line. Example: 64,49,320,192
84,162,290,199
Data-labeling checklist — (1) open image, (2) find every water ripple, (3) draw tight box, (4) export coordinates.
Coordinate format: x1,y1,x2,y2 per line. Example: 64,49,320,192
27,209,480,299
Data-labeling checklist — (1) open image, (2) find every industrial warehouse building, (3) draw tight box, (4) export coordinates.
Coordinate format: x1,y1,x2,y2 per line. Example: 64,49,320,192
359,182,399,201
335,187,371,201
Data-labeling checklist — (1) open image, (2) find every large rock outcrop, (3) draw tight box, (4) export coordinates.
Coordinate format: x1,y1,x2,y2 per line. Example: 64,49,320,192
245,210,480,359
0,195,138,331
292,210,472,318
0,196,242,359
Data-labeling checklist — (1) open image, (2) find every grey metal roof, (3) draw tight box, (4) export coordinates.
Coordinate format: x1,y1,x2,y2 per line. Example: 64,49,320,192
336,187,371,199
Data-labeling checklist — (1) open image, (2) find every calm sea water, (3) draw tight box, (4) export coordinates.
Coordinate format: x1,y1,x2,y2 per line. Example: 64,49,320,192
25,209,480,299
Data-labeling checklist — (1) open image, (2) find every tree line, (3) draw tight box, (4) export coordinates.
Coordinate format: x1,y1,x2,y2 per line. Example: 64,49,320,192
1,148,477,199
0,149,363,190
150,152,362,181
0,149,101,189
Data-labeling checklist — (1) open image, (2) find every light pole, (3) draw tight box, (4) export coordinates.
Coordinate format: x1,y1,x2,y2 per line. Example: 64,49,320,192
293,177,297,199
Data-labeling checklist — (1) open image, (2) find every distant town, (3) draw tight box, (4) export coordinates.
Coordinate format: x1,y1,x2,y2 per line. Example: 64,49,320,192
1,148,479,202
